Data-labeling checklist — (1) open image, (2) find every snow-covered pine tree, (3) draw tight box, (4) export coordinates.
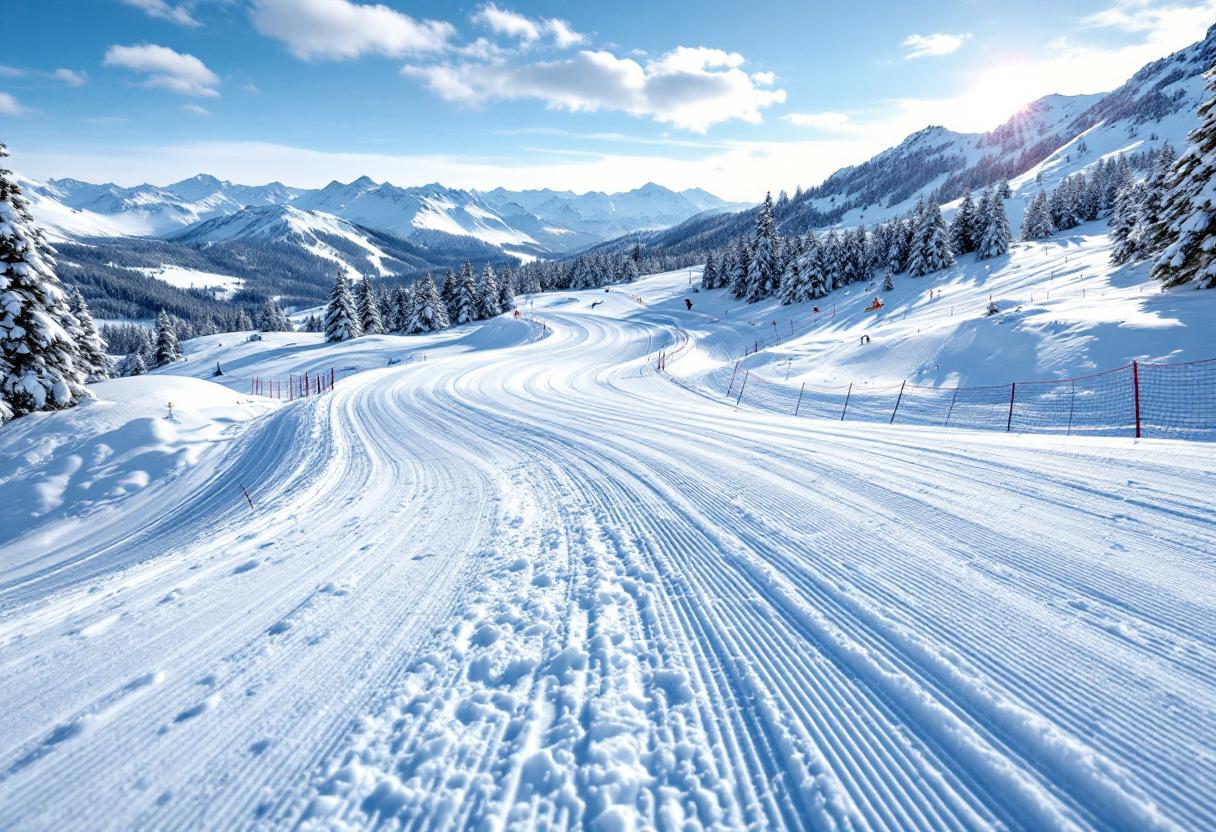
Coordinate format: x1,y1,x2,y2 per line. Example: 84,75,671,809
702,250,718,290
746,192,779,302
68,288,110,382
409,271,449,333
324,269,361,342
882,269,894,292
1109,180,1146,265
976,187,1011,260
779,257,801,305
728,240,750,299
999,179,1012,199
154,309,181,367
1151,70,1216,287
0,143,88,418
258,299,289,332
797,231,826,301
390,285,412,332
441,267,459,320
622,258,639,283
355,277,383,335
477,264,500,318
235,308,253,331
950,191,978,254
497,264,516,311
119,347,147,377
1132,142,1176,260
1020,189,1055,241
453,262,480,324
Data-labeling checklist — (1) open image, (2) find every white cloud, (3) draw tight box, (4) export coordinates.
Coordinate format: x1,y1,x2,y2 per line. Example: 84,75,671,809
902,33,970,59
1083,0,1216,33
471,3,586,49
547,19,586,49
181,103,211,115
783,111,854,131
404,46,785,132
104,43,221,96
751,71,776,87
53,69,89,87
472,3,539,41
0,92,30,116
0,65,27,78
116,0,201,26
251,0,454,61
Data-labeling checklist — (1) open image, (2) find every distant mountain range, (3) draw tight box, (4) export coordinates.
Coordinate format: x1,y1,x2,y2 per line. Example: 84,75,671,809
20,173,749,257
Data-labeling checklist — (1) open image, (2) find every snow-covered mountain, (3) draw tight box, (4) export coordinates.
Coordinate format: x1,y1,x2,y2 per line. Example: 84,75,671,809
167,204,412,279
21,174,301,239
480,183,748,239
21,172,736,256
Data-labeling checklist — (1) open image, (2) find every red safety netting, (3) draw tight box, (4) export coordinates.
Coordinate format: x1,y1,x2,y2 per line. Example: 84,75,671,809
696,355,1216,440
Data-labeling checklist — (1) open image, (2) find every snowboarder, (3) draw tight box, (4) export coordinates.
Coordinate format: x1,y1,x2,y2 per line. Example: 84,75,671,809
684,298,693,310
864,296,884,312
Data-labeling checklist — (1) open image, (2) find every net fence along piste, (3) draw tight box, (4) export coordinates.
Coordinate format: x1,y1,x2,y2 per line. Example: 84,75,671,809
695,357,1216,440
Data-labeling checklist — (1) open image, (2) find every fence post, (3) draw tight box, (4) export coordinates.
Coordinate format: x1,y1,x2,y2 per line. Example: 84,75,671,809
1133,361,1141,438
1006,382,1016,432
735,371,748,411
726,361,740,395
890,380,906,424
841,383,852,421
794,382,805,417
945,388,958,427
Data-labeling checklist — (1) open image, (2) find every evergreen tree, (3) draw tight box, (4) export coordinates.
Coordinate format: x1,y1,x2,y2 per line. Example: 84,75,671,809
119,348,147,377
779,258,801,305
882,269,895,292
453,262,480,324
1020,189,1055,242
0,143,88,418
908,197,953,277
728,240,750,299
390,285,413,333
497,264,516,311
154,309,181,367
1151,70,1216,286
477,263,501,319
324,270,361,342
1109,180,1146,265
441,267,459,320
746,192,779,302
355,277,383,335
949,191,978,254
702,250,718,290
235,308,253,331
68,289,111,382
258,299,293,332
409,271,449,333
976,187,1012,260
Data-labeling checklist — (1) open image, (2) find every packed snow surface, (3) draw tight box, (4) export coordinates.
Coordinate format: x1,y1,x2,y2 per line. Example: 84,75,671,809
2,267,1215,832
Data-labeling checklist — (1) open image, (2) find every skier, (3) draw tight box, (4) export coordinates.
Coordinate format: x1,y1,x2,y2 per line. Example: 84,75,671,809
684,298,693,310
513,309,520,319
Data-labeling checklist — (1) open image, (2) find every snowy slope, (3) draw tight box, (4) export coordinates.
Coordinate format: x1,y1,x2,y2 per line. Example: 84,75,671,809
166,204,401,278
2,263,1215,830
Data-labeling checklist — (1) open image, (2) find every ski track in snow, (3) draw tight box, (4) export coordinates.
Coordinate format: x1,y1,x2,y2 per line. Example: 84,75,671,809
2,282,1216,831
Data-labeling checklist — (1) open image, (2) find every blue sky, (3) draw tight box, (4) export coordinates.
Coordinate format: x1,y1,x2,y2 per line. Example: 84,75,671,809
2,0,1214,200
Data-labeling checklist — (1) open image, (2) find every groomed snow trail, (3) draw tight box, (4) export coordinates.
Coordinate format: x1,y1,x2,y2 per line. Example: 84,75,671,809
3,284,1216,832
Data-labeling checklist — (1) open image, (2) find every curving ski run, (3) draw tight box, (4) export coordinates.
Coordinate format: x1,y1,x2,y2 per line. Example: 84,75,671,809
2,294,1215,832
